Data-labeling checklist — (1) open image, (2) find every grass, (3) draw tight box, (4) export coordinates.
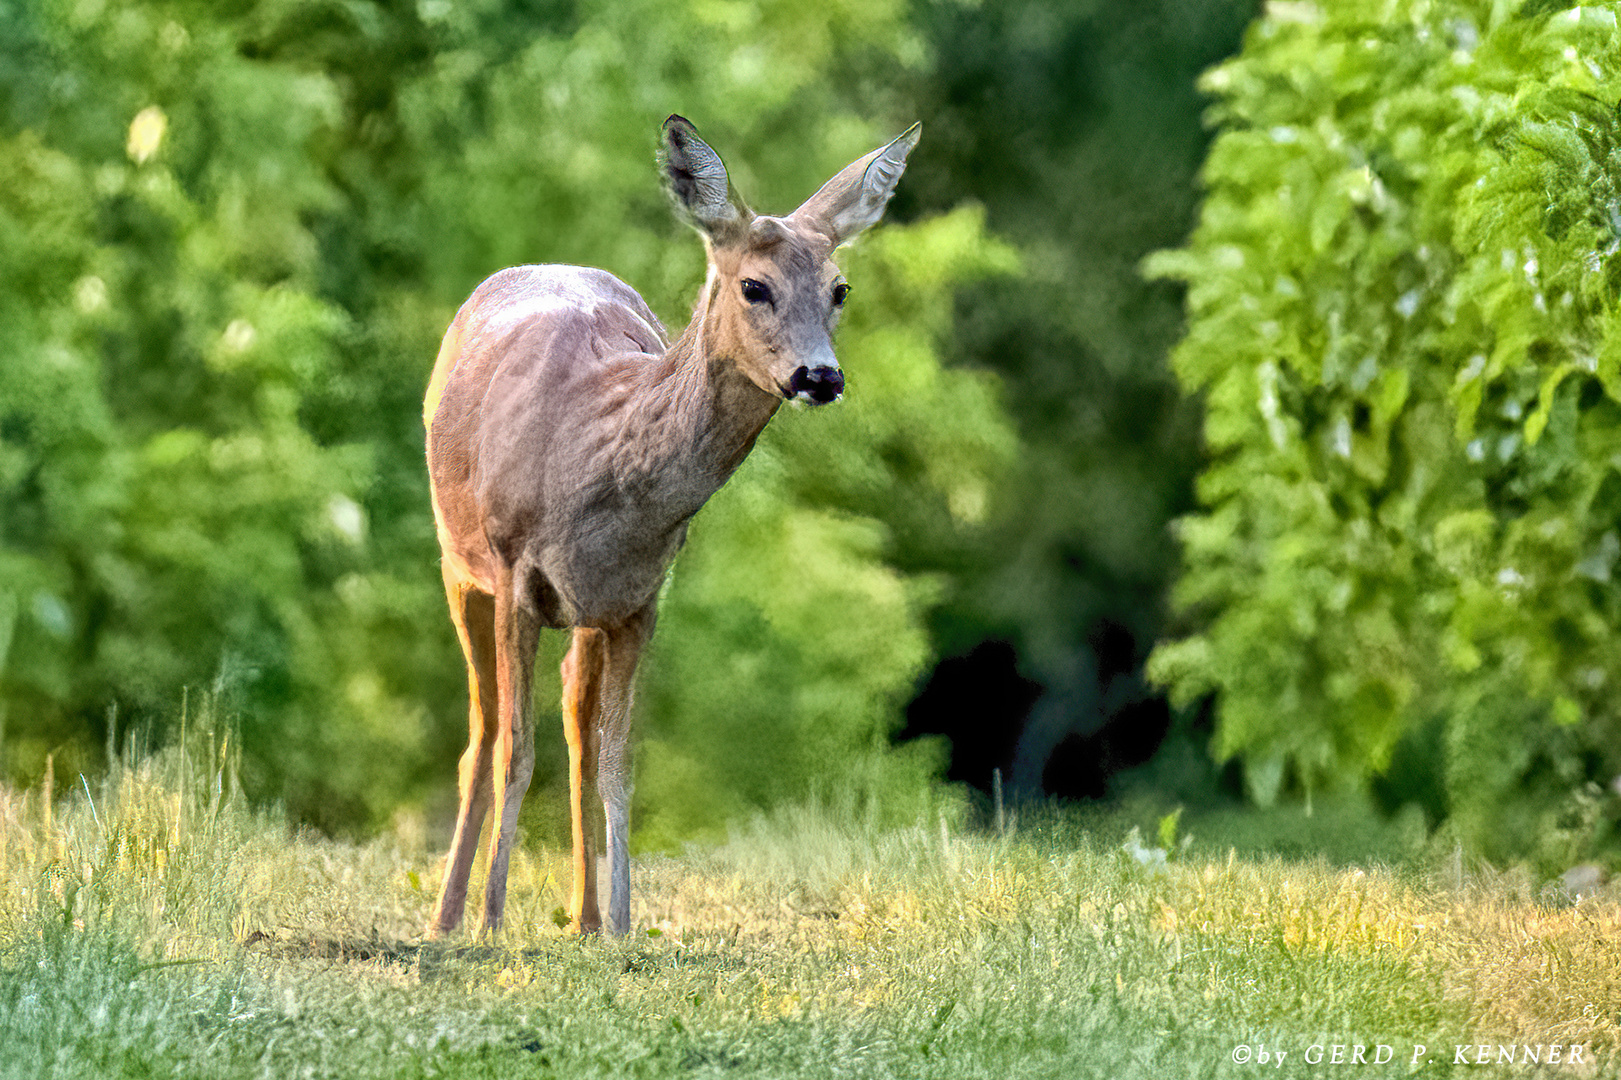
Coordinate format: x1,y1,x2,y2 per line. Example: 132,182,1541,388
1,736,1618,1078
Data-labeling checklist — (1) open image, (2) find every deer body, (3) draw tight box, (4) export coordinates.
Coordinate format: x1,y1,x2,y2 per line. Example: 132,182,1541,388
425,116,918,937
428,264,755,627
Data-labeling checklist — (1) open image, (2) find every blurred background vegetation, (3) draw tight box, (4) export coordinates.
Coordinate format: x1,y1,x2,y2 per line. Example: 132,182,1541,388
6,0,1621,873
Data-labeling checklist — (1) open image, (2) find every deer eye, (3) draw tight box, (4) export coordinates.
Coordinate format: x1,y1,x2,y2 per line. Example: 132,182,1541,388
740,279,773,305
832,283,850,307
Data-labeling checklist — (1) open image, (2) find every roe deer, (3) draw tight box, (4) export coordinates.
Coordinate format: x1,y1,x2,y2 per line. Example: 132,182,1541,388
423,115,920,936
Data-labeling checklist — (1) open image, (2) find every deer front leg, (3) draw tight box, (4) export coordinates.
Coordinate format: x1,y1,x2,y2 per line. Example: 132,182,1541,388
479,568,541,935
561,628,607,933
430,581,498,938
599,738,633,937
599,607,655,937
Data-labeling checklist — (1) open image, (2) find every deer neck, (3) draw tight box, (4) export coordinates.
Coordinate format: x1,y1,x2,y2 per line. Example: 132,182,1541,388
677,272,781,476
622,275,780,513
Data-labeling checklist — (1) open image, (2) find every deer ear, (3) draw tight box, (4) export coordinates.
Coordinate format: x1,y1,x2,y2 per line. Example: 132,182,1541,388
660,115,748,241
791,123,920,246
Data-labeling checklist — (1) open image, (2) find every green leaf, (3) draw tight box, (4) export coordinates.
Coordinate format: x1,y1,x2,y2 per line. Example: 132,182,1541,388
1524,362,1576,446
1157,807,1183,851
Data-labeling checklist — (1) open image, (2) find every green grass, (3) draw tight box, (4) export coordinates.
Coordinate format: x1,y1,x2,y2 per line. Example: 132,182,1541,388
1,738,1617,1078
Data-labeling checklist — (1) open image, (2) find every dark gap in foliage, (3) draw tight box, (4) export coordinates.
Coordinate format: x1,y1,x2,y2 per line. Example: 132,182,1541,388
1042,696,1174,802
893,0,1254,801
1370,713,1448,829
899,640,1038,793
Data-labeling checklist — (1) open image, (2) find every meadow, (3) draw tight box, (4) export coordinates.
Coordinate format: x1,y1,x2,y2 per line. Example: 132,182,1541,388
1,730,1618,1079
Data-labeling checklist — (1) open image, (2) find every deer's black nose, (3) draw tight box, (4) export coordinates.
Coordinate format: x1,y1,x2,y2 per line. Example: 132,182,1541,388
789,365,843,404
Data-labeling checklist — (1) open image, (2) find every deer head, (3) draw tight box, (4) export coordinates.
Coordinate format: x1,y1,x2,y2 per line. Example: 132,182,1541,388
660,115,920,406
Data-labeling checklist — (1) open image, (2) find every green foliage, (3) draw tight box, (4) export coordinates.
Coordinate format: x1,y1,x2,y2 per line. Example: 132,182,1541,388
0,5,393,826
0,0,1013,839
1150,0,1621,863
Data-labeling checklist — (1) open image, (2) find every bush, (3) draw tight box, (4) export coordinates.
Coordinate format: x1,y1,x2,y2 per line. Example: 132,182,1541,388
1149,0,1621,866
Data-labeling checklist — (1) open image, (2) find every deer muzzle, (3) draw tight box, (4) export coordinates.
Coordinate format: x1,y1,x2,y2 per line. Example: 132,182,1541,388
787,364,843,405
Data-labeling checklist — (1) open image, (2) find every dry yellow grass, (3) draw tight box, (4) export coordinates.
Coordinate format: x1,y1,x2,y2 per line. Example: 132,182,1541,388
3,746,1619,1076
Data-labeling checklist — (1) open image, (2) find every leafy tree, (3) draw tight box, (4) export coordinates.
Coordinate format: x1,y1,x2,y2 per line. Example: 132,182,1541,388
1150,0,1621,864
1,0,383,825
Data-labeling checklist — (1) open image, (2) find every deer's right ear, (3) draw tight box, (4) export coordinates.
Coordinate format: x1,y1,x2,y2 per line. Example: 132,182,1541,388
660,115,747,242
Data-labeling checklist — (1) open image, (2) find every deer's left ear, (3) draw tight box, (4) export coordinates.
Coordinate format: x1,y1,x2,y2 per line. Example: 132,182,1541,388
791,123,921,246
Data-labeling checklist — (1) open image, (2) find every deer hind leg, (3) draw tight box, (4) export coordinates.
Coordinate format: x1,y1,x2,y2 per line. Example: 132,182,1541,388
479,563,541,934
560,626,606,933
599,605,655,937
429,575,499,938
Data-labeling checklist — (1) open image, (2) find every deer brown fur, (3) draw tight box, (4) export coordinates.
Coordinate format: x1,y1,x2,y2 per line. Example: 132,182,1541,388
423,115,919,937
